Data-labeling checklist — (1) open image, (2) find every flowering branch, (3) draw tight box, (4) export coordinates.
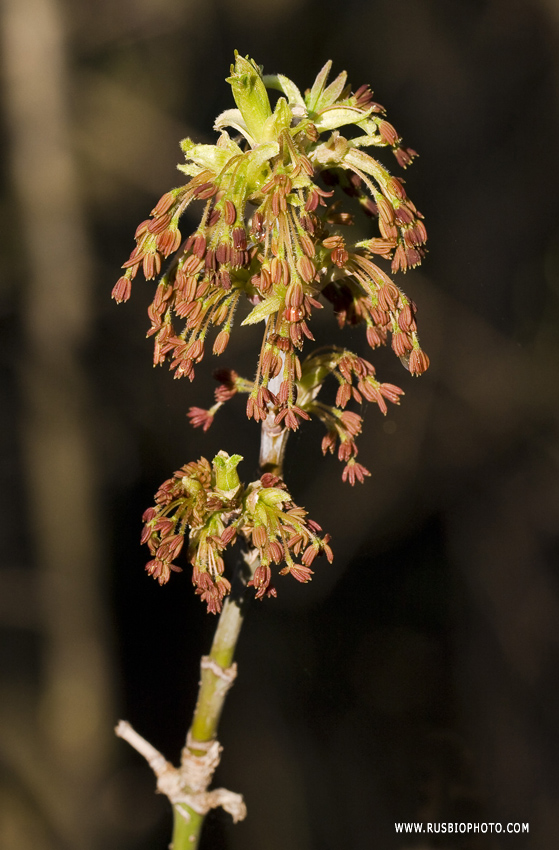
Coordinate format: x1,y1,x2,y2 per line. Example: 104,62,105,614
113,53,429,849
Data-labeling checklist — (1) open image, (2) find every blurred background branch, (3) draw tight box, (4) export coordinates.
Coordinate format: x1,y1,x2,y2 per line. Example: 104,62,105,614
1,0,114,846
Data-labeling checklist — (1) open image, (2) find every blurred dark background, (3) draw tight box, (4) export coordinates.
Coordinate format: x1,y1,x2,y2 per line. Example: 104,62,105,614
1,0,559,847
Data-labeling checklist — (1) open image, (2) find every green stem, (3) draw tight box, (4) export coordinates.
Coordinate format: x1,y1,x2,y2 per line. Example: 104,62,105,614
170,423,285,850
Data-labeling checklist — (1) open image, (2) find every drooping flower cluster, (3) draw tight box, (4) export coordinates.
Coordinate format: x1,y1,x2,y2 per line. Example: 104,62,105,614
141,451,332,613
114,53,429,441
188,347,404,483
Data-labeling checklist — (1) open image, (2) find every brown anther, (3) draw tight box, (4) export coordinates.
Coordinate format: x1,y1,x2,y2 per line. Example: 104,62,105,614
213,330,230,355
204,249,217,271
194,182,217,200
112,276,131,303
151,191,176,217
277,380,290,404
270,257,282,285
305,189,319,212
376,195,395,225
395,204,414,226
285,281,304,309
299,232,315,258
148,213,172,235
408,348,430,375
362,198,378,217
305,123,319,142
233,227,247,250
377,283,399,311
379,219,399,239
212,302,229,325
252,526,267,549
327,212,354,226
388,177,407,200
208,208,221,227
285,306,304,323
223,200,237,225
336,383,352,408
156,228,181,257
251,210,264,239
378,120,400,146
299,214,315,234
289,323,303,346
366,326,385,348
368,237,397,257
322,235,344,249
397,303,416,332
296,256,315,283
391,332,413,357
331,247,349,267
260,268,272,292
143,252,161,280
134,220,151,239
192,234,207,258
215,243,229,265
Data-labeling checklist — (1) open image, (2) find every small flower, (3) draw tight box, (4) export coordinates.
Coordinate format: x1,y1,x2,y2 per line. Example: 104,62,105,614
342,460,371,485
187,407,214,431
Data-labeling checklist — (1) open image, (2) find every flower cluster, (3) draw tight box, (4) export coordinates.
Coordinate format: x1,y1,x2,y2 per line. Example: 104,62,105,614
114,53,428,437
141,452,332,613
